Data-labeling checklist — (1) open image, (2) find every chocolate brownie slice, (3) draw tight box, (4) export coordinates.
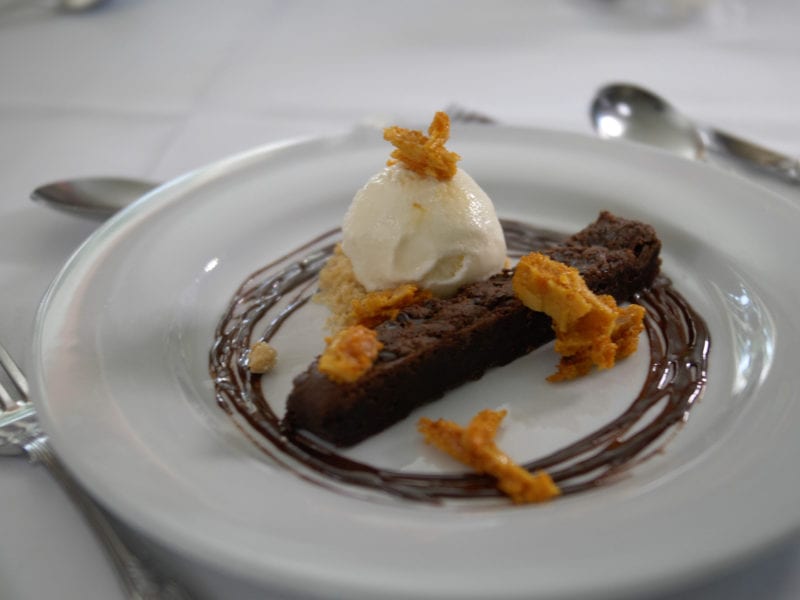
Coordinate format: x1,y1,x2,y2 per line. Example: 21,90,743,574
284,212,661,447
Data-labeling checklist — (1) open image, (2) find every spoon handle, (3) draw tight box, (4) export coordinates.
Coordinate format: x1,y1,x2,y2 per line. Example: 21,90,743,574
700,127,800,187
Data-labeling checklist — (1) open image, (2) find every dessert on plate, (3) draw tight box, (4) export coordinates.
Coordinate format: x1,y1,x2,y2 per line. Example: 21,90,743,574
285,213,660,447
280,112,664,503
211,113,709,505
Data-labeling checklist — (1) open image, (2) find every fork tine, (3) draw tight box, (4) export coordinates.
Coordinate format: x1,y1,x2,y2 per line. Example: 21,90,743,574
0,379,15,411
0,342,29,400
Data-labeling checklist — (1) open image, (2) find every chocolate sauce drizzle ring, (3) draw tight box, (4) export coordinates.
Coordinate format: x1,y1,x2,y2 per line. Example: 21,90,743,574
210,222,711,504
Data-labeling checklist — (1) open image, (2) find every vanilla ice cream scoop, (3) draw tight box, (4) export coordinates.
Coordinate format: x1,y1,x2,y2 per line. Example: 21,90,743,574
341,163,507,296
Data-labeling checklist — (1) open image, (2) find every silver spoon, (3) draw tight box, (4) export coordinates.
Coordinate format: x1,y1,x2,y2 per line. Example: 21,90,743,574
590,82,800,187
31,177,158,219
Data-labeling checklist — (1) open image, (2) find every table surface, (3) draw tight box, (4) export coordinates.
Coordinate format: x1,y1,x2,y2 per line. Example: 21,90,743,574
1,1,799,598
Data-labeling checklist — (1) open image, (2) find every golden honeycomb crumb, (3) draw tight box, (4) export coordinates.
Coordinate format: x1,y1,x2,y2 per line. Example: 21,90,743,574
418,409,561,504
511,252,645,381
318,324,383,384
383,111,461,181
349,284,431,329
248,341,278,374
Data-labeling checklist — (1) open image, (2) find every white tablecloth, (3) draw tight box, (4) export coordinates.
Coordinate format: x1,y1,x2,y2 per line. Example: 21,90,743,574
1,1,799,598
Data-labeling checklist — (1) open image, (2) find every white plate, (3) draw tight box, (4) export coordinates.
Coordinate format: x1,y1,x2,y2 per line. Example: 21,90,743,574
31,125,800,600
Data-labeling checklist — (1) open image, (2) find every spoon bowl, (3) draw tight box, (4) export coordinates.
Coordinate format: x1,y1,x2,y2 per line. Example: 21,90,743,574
590,83,704,159
31,177,158,220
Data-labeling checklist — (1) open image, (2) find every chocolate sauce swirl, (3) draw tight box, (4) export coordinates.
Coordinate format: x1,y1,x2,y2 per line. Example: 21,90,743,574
210,221,710,503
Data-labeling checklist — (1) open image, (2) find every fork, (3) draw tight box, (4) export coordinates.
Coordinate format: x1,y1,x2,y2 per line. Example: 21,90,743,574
0,342,192,600
445,103,497,125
